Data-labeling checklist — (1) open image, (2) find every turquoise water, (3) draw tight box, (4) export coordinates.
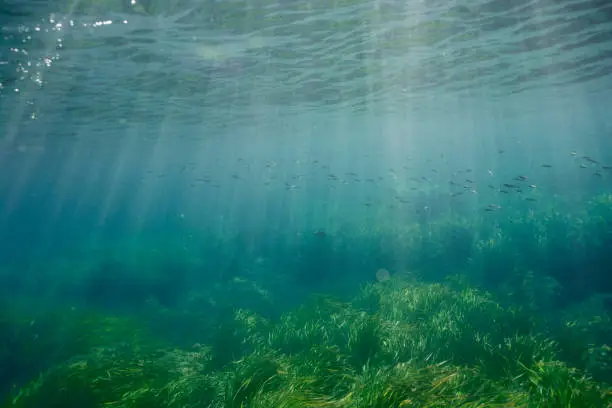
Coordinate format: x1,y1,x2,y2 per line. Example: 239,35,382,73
1,0,612,406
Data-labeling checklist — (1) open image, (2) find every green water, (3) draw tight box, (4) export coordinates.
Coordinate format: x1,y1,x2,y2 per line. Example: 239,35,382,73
1,0,612,406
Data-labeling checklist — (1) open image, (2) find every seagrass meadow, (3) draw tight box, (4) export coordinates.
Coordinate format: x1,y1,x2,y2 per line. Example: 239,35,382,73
1,193,612,407
2,0,612,407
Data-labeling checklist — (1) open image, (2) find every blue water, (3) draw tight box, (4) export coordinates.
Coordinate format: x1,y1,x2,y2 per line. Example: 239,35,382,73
1,0,612,405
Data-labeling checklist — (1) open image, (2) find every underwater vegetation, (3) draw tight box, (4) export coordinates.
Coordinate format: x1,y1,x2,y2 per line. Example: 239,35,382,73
1,192,612,406
2,276,611,408
3,0,612,404
4,192,612,313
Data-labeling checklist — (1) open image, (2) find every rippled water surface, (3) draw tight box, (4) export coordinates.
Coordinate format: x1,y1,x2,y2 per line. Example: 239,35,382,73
1,0,612,133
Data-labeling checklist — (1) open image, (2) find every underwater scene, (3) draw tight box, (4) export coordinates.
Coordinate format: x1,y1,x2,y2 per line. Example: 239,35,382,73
1,0,612,407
